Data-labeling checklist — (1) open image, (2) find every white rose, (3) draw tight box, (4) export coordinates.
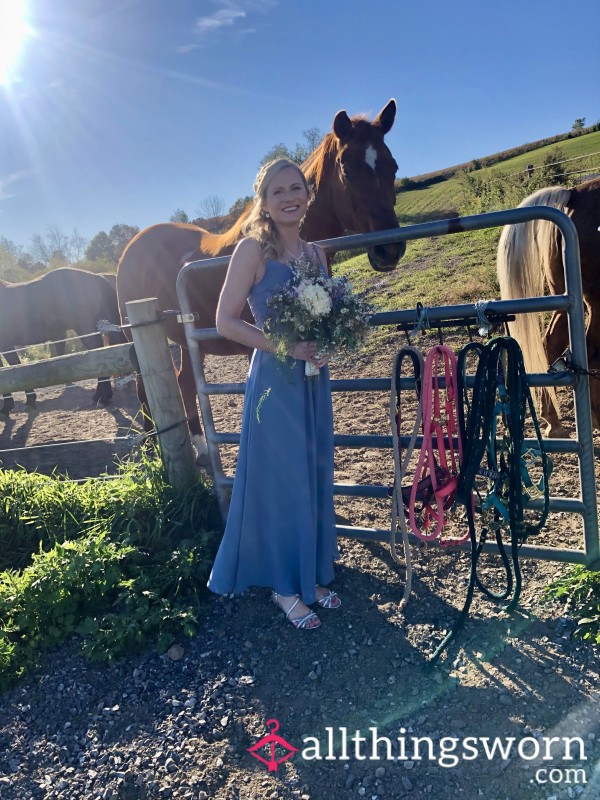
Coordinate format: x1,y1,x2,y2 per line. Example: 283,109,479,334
297,283,332,317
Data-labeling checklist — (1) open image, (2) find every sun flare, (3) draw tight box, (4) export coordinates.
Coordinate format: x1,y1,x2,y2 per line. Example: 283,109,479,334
0,0,30,84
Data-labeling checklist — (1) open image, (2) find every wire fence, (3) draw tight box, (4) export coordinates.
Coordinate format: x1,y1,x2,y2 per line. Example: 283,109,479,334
0,329,108,360
0,321,146,480
502,150,600,181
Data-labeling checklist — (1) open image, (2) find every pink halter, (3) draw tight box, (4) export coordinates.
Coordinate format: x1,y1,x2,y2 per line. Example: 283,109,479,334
408,344,467,544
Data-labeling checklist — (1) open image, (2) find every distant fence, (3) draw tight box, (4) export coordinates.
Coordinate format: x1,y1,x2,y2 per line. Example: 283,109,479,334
0,299,197,489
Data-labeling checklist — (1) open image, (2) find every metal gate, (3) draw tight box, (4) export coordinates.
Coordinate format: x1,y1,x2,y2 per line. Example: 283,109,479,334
176,206,600,570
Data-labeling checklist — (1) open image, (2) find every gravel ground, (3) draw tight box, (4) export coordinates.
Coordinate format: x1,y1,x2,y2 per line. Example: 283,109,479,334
0,545,599,800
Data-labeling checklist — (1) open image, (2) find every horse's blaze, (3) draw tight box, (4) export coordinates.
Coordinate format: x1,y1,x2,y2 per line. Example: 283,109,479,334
365,145,378,170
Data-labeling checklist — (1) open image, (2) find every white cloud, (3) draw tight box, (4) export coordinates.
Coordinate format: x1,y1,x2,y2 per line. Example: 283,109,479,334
191,0,276,40
0,171,29,202
176,44,197,54
195,4,246,36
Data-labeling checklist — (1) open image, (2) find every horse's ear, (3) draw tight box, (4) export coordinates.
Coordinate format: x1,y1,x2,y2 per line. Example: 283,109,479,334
333,109,353,142
373,99,396,135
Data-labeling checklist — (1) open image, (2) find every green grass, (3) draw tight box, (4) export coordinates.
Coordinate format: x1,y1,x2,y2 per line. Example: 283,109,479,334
330,128,600,352
394,129,600,223
487,130,600,177
0,455,221,690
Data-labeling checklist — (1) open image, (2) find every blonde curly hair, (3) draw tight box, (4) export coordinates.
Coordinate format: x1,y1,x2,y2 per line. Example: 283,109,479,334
242,158,312,260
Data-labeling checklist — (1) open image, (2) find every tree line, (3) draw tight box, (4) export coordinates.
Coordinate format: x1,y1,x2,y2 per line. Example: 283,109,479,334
0,128,323,283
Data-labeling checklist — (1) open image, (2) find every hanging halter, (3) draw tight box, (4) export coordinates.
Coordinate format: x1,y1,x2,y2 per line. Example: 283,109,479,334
407,344,466,545
430,335,551,662
389,345,425,609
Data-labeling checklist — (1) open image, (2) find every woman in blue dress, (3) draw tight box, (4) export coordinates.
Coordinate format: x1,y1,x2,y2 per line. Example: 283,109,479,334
207,158,340,630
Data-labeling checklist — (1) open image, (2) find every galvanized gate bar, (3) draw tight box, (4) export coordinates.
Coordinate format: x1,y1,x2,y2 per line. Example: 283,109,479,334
201,373,576,395
213,472,585,516
214,431,581,454
176,205,600,568
334,525,588,566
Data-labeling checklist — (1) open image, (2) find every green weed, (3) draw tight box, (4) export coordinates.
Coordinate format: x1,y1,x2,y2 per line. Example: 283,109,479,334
0,454,220,690
545,566,600,644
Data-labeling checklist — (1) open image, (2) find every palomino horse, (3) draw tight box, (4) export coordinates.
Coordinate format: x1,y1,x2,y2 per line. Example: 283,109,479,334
0,267,124,415
117,99,405,457
496,176,600,436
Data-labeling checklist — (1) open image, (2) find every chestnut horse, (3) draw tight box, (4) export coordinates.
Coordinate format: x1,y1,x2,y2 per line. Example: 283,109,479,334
0,268,124,415
497,176,600,436
117,99,405,458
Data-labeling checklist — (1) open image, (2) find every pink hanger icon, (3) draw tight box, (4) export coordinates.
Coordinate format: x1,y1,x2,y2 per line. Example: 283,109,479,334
248,719,299,772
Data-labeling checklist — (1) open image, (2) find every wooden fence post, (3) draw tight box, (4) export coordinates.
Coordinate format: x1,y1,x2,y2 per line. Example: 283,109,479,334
125,298,197,490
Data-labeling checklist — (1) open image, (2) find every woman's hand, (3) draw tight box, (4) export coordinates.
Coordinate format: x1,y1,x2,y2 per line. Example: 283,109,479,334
288,342,330,367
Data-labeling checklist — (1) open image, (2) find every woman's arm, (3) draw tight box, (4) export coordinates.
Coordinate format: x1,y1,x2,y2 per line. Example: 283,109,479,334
216,238,317,361
216,238,274,351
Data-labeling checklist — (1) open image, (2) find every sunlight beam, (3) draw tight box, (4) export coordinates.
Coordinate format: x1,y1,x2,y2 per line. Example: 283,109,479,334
0,0,30,84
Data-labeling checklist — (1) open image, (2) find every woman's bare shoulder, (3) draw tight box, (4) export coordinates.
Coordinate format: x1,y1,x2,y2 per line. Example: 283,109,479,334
233,236,262,258
228,236,263,274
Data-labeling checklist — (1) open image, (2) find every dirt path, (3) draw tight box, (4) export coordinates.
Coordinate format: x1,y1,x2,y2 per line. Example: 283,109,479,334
0,342,599,800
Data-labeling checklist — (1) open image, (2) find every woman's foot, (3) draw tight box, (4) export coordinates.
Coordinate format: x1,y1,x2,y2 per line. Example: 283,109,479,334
315,585,341,609
272,592,321,629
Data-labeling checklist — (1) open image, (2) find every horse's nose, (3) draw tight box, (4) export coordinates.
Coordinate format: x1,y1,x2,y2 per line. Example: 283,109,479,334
369,240,406,271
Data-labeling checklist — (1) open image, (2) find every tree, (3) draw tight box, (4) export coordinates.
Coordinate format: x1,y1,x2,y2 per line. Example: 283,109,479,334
0,236,30,281
70,229,87,262
85,223,139,264
259,127,323,167
293,127,322,163
228,195,253,218
259,143,294,167
29,232,54,267
85,231,113,262
196,194,226,220
170,208,190,224
29,226,88,267
109,224,139,261
572,118,586,132
539,146,566,185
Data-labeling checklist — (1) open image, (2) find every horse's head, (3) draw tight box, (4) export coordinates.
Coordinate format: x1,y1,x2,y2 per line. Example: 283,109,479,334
328,99,404,272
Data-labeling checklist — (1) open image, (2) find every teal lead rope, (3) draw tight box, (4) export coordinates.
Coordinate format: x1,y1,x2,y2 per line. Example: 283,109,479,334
430,336,551,662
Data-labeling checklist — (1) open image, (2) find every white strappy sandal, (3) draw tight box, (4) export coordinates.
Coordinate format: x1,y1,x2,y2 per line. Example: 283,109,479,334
272,592,321,630
315,586,342,609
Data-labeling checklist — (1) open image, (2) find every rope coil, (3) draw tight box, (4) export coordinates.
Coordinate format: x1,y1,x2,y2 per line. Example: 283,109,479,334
430,335,551,662
389,345,425,609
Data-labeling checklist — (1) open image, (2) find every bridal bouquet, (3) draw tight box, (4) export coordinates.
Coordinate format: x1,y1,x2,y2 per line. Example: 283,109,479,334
264,254,373,377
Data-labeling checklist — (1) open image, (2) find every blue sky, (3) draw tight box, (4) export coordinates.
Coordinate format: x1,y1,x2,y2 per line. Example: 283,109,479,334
1,0,599,250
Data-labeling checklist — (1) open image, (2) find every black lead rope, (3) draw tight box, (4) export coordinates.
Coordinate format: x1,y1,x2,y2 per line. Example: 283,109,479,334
389,345,424,609
430,336,550,663
457,342,514,605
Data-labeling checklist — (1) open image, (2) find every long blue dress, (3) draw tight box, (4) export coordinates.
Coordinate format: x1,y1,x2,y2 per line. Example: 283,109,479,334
207,257,338,605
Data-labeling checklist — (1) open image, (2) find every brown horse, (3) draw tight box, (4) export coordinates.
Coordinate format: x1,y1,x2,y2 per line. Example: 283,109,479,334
117,99,405,457
0,267,124,415
497,176,600,436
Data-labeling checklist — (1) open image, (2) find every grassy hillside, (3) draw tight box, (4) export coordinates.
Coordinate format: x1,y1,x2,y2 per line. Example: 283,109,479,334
333,130,599,334
395,130,600,222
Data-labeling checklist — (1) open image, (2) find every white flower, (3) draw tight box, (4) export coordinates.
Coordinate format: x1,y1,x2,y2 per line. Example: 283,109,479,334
297,281,332,317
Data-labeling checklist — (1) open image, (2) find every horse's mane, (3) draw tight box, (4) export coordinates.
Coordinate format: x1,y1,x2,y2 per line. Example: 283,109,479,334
201,202,254,256
201,125,355,257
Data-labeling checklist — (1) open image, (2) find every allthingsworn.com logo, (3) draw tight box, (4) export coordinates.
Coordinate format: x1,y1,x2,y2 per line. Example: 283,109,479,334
248,721,588,787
